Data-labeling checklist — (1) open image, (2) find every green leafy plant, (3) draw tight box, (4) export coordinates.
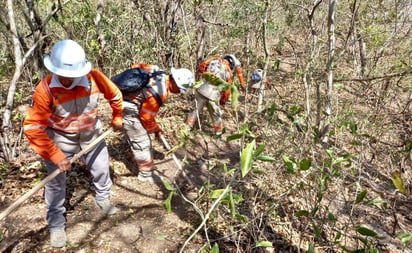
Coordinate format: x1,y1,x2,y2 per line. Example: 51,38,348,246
396,233,412,246
392,171,407,195
281,155,312,174
163,180,177,214
352,226,380,252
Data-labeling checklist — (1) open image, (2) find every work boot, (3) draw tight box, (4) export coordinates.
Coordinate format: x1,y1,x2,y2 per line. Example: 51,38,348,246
137,170,163,183
50,228,66,248
95,199,119,215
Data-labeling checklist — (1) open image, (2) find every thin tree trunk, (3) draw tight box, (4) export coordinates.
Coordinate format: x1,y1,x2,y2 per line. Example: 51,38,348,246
1,0,23,161
358,34,367,77
307,0,322,134
194,1,205,80
1,0,51,161
321,0,336,144
94,0,106,69
257,0,271,113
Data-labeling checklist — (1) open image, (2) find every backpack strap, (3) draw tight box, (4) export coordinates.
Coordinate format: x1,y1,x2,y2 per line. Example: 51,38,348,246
147,86,163,106
146,70,165,106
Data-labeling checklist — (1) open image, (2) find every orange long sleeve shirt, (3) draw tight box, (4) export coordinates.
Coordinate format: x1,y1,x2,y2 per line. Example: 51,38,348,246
23,69,123,164
127,63,180,133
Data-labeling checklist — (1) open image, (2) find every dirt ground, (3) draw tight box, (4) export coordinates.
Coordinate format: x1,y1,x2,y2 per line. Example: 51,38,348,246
0,134,220,252
0,96,243,252
1,82,412,253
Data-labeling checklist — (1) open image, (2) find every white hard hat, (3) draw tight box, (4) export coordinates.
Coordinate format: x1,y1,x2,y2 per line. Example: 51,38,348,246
43,39,92,78
170,67,194,93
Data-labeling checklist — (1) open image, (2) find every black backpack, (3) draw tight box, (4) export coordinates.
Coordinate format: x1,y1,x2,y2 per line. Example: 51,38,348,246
111,68,165,105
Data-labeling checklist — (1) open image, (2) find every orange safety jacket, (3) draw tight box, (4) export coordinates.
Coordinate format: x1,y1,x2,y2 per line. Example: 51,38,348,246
197,56,246,104
126,63,180,133
220,64,247,105
23,68,123,165
198,55,233,83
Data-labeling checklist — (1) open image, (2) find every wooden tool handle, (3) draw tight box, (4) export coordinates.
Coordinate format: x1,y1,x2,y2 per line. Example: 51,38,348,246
0,128,113,221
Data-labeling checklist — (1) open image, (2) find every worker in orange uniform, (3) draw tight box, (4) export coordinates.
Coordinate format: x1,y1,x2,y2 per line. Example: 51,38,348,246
23,39,123,248
186,54,246,135
196,54,246,105
219,54,247,105
120,63,194,183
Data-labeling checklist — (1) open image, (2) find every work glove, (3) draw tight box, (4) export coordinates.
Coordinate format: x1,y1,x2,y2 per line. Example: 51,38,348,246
57,158,71,172
111,117,123,131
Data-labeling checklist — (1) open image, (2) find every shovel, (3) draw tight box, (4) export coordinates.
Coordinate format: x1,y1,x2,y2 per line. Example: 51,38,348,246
0,128,113,221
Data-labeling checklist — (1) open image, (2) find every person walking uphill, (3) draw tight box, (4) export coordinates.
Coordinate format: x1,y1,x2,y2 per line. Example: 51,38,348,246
186,55,241,136
219,54,247,105
112,63,194,183
196,54,246,106
23,39,123,248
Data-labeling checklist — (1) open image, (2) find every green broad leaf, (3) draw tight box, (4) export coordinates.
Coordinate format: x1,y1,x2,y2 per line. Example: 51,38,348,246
350,249,368,253
326,149,333,158
349,121,357,134
256,241,273,247
211,243,219,253
396,233,412,245
254,144,266,156
366,198,385,205
230,85,239,111
392,171,406,194
273,59,280,70
308,243,315,253
356,226,378,237
241,140,256,177
333,156,349,165
282,155,297,174
255,155,276,162
266,103,276,117
164,192,173,213
369,247,379,253
226,133,244,141
229,190,235,218
252,169,265,174
313,224,321,239
355,190,367,204
295,210,309,217
299,158,312,171
162,180,175,191
209,189,226,199
226,168,236,175
334,231,342,243
328,212,336,222
331,168,341,176
156,234,168,240
235,213,248,222
193,80,203,88
334,82,344,89
230,193,244,203
217,83,229,91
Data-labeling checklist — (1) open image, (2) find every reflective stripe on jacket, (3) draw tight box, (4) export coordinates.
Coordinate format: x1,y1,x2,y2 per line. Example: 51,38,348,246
23,68,123,164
